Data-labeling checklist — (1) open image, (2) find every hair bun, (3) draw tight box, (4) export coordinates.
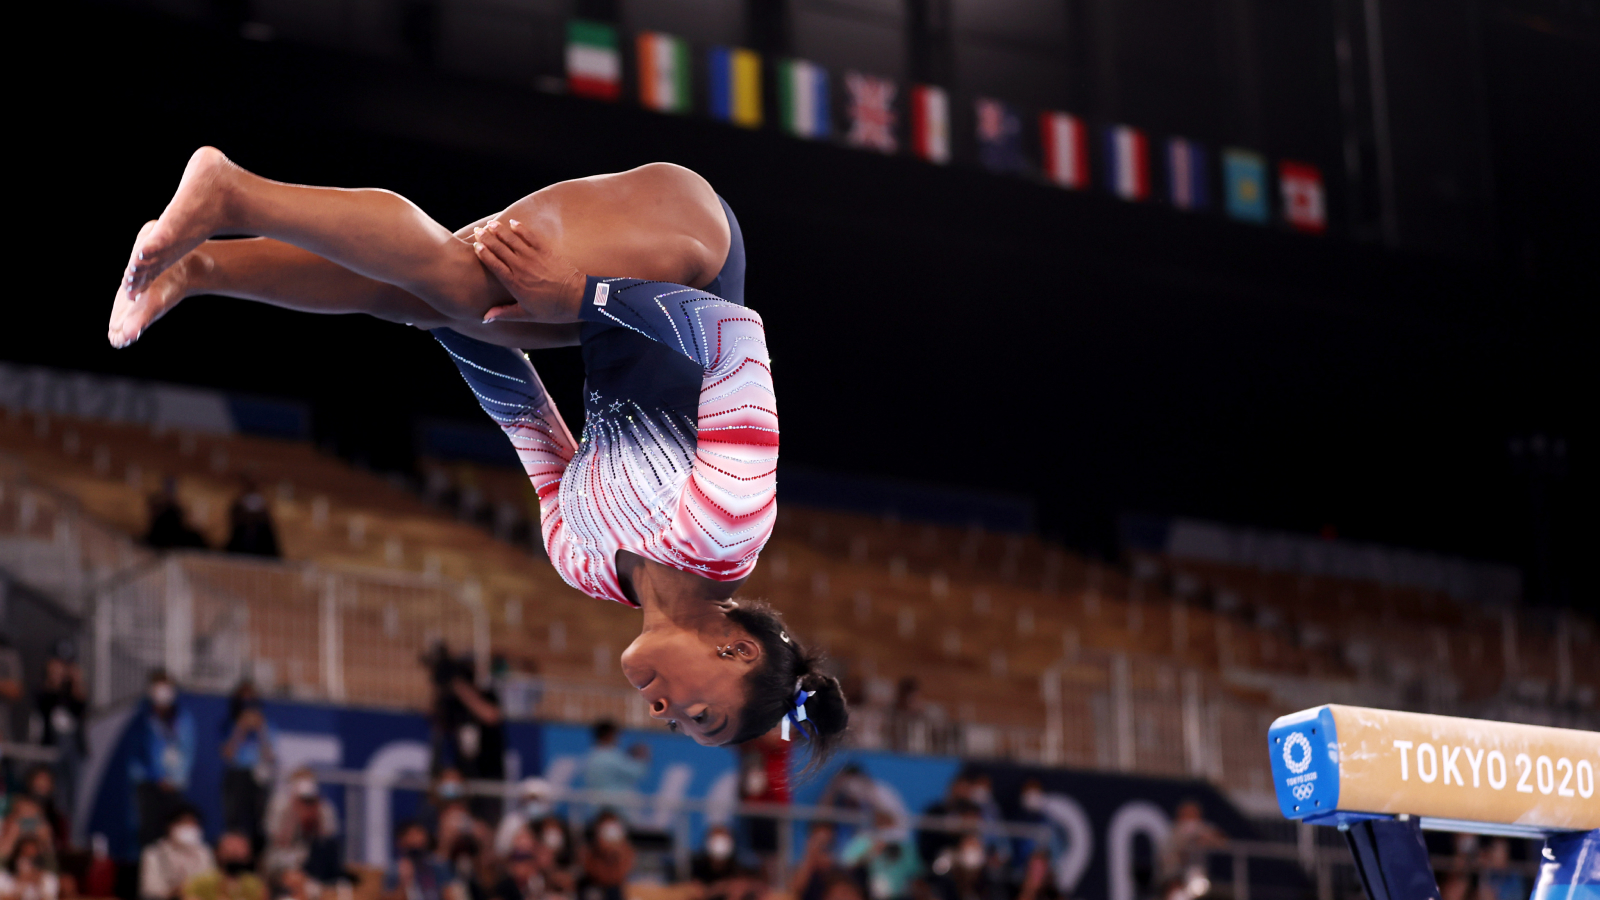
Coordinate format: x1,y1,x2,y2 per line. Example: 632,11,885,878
798,671,848,740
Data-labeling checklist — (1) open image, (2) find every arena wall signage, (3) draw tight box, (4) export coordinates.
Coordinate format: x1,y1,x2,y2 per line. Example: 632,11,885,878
1268,704,1599,833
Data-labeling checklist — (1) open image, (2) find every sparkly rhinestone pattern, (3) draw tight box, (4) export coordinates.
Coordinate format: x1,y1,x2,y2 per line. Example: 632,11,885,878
433,278,777,606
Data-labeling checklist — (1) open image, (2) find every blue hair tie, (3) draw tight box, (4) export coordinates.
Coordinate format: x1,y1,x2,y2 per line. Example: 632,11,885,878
781,684,812,741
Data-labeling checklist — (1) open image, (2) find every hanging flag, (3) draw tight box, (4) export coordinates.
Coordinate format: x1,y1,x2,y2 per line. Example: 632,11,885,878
909,85,950,164
566,20,621,101
708,46,762,128
778,59,830,139
1040,111,1089,189
1223,148,1269,223
1166,138,1210,211
1279,160,1327,233
1103,125,1149,200
636,31,690,113
977,98,1028,174
845,72,898,153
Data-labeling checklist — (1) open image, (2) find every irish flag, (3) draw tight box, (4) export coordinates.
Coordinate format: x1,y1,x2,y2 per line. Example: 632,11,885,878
566,20,620,101
637,32,690,113
778,59,830,139
1040,111,1088,189
709,46,762,128
909,85,950,164
1104,124,1149,201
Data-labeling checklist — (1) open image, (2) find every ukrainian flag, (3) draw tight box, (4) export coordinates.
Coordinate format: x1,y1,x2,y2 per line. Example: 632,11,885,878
709,46,762,128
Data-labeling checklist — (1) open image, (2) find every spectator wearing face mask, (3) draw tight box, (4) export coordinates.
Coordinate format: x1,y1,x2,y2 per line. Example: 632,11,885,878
926,832,1006,900
422,771,468,836
0,799,58,877
577,812,632,900
264,770,341,884
689,825,743,891
33,646,87,824
383,822,458,900
0,836,58,900
1010,780,1060,871
839,810,919,900
17,770,69,853
182,831,265,900
489,829,553,900
131,671,197,849
527,815,575,893
140,808,214,900
492,780,552,858
221,681,276,852
224,478,281,558
435,801,487,887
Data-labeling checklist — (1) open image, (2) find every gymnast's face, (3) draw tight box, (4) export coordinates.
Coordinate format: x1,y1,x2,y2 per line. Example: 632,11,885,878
621,625,762,745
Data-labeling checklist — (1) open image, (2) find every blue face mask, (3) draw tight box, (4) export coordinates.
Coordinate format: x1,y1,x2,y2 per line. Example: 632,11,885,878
439,783,464,800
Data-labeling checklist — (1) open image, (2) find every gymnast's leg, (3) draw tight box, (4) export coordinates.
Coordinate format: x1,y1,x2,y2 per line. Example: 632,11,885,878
122,147,516,323
109,234,579,351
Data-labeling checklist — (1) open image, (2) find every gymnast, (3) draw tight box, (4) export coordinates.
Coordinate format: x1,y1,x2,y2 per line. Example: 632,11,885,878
109,147,847,756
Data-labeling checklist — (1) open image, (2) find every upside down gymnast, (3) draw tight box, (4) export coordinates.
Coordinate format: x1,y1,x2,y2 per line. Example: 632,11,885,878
109,147,847,758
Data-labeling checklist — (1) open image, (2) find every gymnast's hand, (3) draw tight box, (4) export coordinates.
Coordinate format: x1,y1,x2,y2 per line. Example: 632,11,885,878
472,219,586,324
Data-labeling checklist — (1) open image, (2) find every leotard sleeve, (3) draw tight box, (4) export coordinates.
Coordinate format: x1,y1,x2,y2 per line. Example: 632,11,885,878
430,328,604,598
578,277,779,579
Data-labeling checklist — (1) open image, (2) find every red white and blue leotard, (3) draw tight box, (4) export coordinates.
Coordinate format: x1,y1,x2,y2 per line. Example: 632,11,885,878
432,202,776,605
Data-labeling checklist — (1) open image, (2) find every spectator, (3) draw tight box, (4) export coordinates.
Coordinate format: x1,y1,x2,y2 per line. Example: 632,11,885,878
490,827,564,900
527,815,575,888
130,670,196,848
839,810,919,900
734,730,790,874
964,773,1007,864
224,478,281,558
1156,800,1224,897
263,769,340,884
1477,839,1526,900
888,678,943,751
1016,851,1058,900
17,770,67,852
817,766,875,846
0,799,58,874
382,821,457,900
139,807,214,900
422,770,467,836
0,836,59,900
32,647,86,824
577,812,633,900
435,802,486,883
220,681,276,851
925,832,1006,900
916,773,977,873
792,824,849,900
580,722,648,799
267,867,318,900
492,779,552,858
182,831,265,900
688,825,743,891
145,478,208,550
0,636,21,747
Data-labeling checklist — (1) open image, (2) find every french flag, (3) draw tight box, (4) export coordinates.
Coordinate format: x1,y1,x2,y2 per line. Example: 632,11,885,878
1040,111,1088,189
1104,124,1150,201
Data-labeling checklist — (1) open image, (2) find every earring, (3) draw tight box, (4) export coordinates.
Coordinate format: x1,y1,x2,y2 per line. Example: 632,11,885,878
717,645,747,659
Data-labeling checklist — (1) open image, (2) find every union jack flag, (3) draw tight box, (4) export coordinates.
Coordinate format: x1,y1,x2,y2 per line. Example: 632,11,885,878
846,72,898,154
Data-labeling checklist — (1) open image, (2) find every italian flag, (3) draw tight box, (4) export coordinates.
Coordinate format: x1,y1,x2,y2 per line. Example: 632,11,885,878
637,31,690,113
566,20,620,101
909,85,950,164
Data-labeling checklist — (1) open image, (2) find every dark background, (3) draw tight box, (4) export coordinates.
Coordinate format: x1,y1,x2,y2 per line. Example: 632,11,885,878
12,0,1595,611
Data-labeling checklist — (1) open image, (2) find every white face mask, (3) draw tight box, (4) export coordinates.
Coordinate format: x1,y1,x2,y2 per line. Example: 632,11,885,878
174,824,203,846
970,786,992,805
958,843,985,871
707,834,734,860
598,821,626,844
523,801,550,821
542,828,564,851
1021,791,1044,812
295,779,319,799
150,683,177,708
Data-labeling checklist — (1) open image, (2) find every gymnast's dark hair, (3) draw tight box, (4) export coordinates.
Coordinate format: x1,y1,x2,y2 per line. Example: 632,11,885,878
724,599,848,774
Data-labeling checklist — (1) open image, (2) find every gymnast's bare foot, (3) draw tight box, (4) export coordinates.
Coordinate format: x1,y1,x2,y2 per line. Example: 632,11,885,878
109,228,211,348
124,146,235,294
